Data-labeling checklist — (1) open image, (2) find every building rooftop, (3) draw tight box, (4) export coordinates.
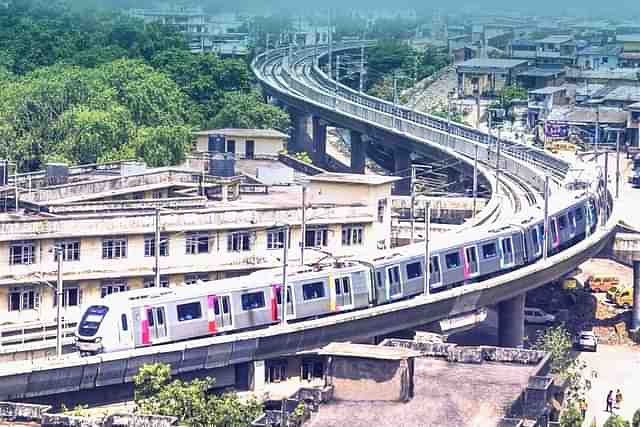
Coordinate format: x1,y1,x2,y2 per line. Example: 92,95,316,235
578,45,621,56
307,355,540,427
616,34,640,43
318,343,420,360
518,68,565,78
530,86,566,95
193,128,289,139
538,35,574,44
547,107,627,124
308,172,401,186
601,85,640,103
457,58,529,70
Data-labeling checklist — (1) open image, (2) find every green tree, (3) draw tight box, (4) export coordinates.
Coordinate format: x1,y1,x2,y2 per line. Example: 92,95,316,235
497,85,528,110
208,91,290,131
633,408,640,427
560,402,584,427
532,325,589,402
130,125,193,167
604,415,631,427
134,363,262,427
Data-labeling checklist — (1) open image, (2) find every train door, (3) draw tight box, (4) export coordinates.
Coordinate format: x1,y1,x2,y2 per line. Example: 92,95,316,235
430,255,442,289
118,312,133,349
212,295,233,331
464,245,479,278
530,226,542,259
145,306,168,343
386,265,402,299
375,269,386,304
500,237,515,268
333,276,353,311
550,218,560,248
273,286,295,320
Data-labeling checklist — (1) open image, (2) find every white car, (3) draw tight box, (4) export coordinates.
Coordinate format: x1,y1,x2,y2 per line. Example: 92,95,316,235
524,307,556,325
576,330,598,352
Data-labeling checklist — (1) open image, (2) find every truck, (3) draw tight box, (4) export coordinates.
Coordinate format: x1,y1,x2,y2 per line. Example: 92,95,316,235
615,288,634,309
587,275,620,293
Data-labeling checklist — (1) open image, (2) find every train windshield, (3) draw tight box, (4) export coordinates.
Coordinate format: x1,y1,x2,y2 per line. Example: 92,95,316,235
78,305,109,337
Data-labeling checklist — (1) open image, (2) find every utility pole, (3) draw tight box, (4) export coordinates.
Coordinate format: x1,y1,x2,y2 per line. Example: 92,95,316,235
410,166,416,244
327,9,332,78
543,175,550,261
155,208,161,288
359,43,365,93
423,201,431,296
595,106,600,156
495,125,502,195
615,129,621,199
55,246,63,358
301,185,307,265
281,226,289,326
473,144,478,219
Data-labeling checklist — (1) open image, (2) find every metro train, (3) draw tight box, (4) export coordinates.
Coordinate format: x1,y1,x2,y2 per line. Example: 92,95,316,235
75,184,604,355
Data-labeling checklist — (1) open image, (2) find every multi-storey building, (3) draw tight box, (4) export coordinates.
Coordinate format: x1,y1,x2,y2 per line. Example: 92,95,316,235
0,162,397,329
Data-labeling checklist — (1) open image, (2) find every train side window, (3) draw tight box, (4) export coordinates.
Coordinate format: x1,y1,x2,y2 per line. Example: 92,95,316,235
481,243,497,259
241,292,266,310
376,271,384,288
558,215,568,230
568,211,576,230
177,302,202,321
575,207,583,221
406,261,422,279
214,299,220,315
445,252,461,269
302,282,325,301
121,314,128,331
531,227,541,255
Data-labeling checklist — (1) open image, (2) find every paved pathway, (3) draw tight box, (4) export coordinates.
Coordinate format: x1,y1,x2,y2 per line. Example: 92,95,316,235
579,344,640,425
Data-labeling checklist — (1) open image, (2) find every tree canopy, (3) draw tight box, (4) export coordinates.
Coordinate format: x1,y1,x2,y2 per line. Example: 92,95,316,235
0,0,289,172
134,363,262,427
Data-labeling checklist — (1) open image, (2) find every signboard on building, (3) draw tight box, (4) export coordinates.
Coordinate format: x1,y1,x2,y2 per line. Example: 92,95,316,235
545,122,569,138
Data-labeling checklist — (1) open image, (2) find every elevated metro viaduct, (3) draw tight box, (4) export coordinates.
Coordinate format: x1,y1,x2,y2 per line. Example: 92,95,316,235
0,44,618,404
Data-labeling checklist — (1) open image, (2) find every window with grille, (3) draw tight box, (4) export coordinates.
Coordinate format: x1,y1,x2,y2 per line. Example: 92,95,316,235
305,227,328,248
102,237,127,259
10,241,36,265
185,273,209,285
227,231,252,252
55,241,80,262
341,225,364,246
100,282,128,298
144,235,169,257
267,229,286,250
8,287,40,311
53,286,82,307
143,277,170,288
186,232,210,254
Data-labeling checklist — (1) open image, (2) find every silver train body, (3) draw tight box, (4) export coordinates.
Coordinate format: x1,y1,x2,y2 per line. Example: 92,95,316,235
76,186,603,355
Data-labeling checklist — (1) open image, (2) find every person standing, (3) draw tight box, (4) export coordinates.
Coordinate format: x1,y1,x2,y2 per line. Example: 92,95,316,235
579,398,588,419
606,390,614,413
615,389,623,410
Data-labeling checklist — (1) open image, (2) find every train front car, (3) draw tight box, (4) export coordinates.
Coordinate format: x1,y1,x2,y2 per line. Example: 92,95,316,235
75,304,113,355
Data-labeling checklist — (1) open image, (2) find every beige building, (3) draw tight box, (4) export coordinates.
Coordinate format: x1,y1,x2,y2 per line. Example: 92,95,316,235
194,129,289,159
0,163,397,335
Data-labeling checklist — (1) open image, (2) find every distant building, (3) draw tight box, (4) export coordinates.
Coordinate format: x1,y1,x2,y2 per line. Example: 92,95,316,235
193,129,289,160
616,34,640,67
456,58,529,97
508,39,537,60
128,5,249,56
535,35,577,66
527,86,569,127
516,67,566,90
576,46,621,70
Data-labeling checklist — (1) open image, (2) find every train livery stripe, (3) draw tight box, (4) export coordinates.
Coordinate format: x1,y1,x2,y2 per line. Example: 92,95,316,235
207,295,217,333
271,285,279,321
462,248,470,280
141,306,150,345
328,273,336,312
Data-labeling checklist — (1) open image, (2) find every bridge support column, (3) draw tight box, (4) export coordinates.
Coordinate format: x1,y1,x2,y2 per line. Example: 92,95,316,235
350,130,367,174
632,261,640,332
312,116,327,166
290,111,311,154
498,294,525,348
393,146,411,195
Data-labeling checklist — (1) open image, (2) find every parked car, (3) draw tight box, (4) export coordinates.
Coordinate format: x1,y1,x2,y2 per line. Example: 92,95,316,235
587,275,620,293
606,286,626,303
576,330,598,352
524,307,556,325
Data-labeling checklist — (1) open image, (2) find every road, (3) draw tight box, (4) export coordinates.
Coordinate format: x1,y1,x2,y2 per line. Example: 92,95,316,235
579,344,640,425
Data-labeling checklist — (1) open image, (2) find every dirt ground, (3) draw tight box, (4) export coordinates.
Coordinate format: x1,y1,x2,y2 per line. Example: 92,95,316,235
526,257,638,347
